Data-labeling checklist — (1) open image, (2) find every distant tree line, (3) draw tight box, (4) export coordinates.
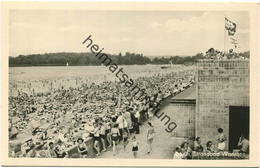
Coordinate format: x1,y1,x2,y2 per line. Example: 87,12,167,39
9,50,249,67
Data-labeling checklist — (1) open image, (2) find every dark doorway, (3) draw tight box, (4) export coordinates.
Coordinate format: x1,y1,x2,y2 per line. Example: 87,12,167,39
229,106,249,152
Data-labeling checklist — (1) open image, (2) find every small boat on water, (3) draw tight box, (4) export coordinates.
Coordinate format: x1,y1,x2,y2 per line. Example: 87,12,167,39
160,61,173,69
160,66,171,69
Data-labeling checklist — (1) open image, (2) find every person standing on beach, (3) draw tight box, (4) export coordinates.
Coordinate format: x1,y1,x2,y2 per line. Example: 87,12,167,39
134,111,140,134
93,123,101,156
99,122,107,152
111,124,120,156
122,129,129,151
105,118,112,148
116,112,124,141
132,136,139,158
123,110,132,135
147,122,155,154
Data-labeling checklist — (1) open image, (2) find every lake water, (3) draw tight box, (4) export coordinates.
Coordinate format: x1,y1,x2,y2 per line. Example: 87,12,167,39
9,65,194,96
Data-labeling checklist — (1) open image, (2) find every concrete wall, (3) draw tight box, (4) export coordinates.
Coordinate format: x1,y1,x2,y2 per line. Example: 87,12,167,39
165,103,195,138
196,60,249,149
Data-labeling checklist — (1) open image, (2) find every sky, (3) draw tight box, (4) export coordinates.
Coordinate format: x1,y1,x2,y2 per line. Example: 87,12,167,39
9,10,249,57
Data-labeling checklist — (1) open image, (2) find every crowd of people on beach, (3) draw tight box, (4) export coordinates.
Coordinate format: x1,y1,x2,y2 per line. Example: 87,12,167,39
9,68,195,158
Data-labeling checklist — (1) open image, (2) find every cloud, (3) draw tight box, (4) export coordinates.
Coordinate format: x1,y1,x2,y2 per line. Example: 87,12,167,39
120,26,136,32
161,12,221,33
148,22,162,30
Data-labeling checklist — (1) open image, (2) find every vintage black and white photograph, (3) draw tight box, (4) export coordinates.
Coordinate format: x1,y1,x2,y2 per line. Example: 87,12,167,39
7,8,251,161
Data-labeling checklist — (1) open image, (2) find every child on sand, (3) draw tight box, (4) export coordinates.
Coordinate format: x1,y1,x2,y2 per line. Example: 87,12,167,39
132,136,139,158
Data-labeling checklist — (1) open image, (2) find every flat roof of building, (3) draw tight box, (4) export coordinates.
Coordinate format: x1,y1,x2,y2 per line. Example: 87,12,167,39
171,84,196,101
198,59,249,62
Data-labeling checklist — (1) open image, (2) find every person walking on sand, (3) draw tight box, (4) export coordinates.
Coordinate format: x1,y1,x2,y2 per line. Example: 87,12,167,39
132,136,139,158
93,123,101,156
99,122,107,152
122,129,129,151
111,123,120,156
147,122,155,154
